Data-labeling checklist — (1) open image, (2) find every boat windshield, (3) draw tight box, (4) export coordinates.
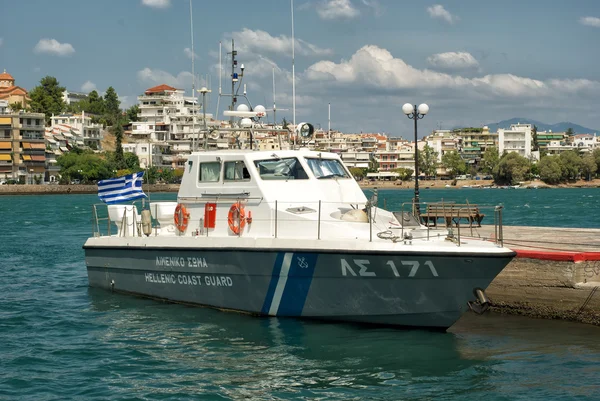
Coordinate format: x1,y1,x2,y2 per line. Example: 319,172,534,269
305,158,350,179
254,157,309,180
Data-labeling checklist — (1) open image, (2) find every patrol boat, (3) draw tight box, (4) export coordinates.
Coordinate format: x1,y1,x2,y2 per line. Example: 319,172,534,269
83,148,515,329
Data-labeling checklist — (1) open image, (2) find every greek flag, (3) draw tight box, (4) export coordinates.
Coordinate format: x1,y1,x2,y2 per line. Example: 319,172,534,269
98,171,147,204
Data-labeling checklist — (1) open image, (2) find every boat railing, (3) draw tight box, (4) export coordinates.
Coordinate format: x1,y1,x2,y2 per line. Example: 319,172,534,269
91,203,142,238
90,199,505,246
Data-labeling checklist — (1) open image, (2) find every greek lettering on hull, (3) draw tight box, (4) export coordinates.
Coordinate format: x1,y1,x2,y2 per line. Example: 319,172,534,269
341,258,438,277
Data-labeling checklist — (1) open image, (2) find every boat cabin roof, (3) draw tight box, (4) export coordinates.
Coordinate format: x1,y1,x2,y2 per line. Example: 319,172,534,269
178,149,367,204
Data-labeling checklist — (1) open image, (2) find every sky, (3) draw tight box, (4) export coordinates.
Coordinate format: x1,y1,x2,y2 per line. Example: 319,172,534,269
2,0,600,138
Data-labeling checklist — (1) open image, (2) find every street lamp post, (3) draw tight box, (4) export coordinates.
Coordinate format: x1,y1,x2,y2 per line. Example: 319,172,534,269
200,87,211,150
402,103,429,217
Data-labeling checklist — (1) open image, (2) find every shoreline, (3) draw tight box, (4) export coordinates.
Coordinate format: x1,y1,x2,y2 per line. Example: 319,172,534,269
0,184,180,195
1,179,598,195
358,178,600,190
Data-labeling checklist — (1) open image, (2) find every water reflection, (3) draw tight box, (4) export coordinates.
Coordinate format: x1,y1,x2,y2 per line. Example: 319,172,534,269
86,289,486,396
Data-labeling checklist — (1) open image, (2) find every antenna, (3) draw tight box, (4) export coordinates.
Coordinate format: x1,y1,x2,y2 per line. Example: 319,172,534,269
215,41,222,119
273,67,276,125
291,0,296,129
189,0,196,151
230,39,238,124
328,103,331,140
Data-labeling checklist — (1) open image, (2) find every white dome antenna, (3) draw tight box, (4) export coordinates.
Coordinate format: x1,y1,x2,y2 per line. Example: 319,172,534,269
254,105,266,118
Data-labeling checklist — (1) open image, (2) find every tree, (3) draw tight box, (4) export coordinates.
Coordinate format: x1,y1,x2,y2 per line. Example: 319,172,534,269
29,76,66,124
394,167,413,181
104,86,121,125
282,117,289,130
112,123,126,170
495,152,530,184
532,125,539,151
126,104,140,122
367,154,379,173
9,101,24,112
558,150,582,181
418,144,438,177
441,151,466,178
481,146,500,176
349,167,365,180
581,153,598,181
56,149,113,183
593,148,600,177
538,156,563,184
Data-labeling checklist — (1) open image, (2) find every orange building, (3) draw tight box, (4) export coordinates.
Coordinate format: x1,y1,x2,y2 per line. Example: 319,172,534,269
0,70,30,108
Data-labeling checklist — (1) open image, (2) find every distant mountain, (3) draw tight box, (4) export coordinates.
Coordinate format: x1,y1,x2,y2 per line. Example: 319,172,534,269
484,118,599,134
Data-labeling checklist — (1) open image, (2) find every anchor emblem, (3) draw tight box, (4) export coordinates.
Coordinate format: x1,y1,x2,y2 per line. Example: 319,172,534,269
297,256,309,269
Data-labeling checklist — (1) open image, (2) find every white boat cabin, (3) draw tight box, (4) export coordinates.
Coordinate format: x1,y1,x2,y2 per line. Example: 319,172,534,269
141,149,399,240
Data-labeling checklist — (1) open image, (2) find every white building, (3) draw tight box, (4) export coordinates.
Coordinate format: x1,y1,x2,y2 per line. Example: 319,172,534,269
497,123,533,159
0,99,7,113
425,130,461,163
340,151,371,169
131,84,213,168
62,90,88,105
50,112,103,150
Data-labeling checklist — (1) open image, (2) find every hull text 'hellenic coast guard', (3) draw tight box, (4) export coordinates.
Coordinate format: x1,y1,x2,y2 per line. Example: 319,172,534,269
83,148,515,330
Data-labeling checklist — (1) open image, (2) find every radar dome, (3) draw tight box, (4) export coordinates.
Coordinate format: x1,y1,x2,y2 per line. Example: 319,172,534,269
240,118,252,128
254,105,266,117
236,104,250,112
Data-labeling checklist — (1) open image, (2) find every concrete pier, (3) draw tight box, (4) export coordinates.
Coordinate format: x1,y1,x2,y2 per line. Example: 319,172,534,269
469,225,600,325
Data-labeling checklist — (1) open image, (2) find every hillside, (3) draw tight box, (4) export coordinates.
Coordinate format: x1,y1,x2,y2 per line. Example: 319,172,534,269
484,118,599,134
100,130,116,151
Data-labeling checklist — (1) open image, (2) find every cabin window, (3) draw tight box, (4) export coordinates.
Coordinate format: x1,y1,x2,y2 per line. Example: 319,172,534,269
224,161,250,181
199,162,221,182
305,158,350,179
254,157,308,180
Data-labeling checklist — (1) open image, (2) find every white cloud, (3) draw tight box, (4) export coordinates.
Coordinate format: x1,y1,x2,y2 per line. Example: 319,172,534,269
316,0,360,20
81,81,97,92
427,5,457,24
427,51,479,70
33,38,75,56
304,45,600,99
141,0,170,9
361,0,382,17
119,95,135,108
228,28,332,57
579,16,600,27
137,67,194,89
184,47,198,60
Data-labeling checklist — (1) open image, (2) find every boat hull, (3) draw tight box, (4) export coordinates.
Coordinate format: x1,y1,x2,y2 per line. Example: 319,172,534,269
84,246,514,329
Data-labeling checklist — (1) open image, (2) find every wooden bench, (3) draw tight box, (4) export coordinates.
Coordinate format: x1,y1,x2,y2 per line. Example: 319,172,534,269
420,203,485,228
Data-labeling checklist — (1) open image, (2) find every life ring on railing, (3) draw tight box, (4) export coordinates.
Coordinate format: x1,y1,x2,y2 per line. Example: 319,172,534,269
174,203,190,232
228,202,246,234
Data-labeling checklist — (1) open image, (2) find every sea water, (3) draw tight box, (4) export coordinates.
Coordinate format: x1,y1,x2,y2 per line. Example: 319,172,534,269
1,190,599,400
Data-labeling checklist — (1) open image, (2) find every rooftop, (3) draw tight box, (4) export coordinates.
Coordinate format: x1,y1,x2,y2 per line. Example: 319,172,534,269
0,69,15,81
144,84,179,94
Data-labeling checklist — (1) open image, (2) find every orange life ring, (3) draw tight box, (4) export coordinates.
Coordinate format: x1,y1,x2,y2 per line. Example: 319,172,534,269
228,202,246,235
174,203,190,232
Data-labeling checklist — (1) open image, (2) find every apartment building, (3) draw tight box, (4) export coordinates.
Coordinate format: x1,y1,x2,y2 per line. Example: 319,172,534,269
50,112,103,150
62,90,89,105
0,111,46,182
454,126,497,165
130,84,213,168
535,130,566,151
498,123,534,159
